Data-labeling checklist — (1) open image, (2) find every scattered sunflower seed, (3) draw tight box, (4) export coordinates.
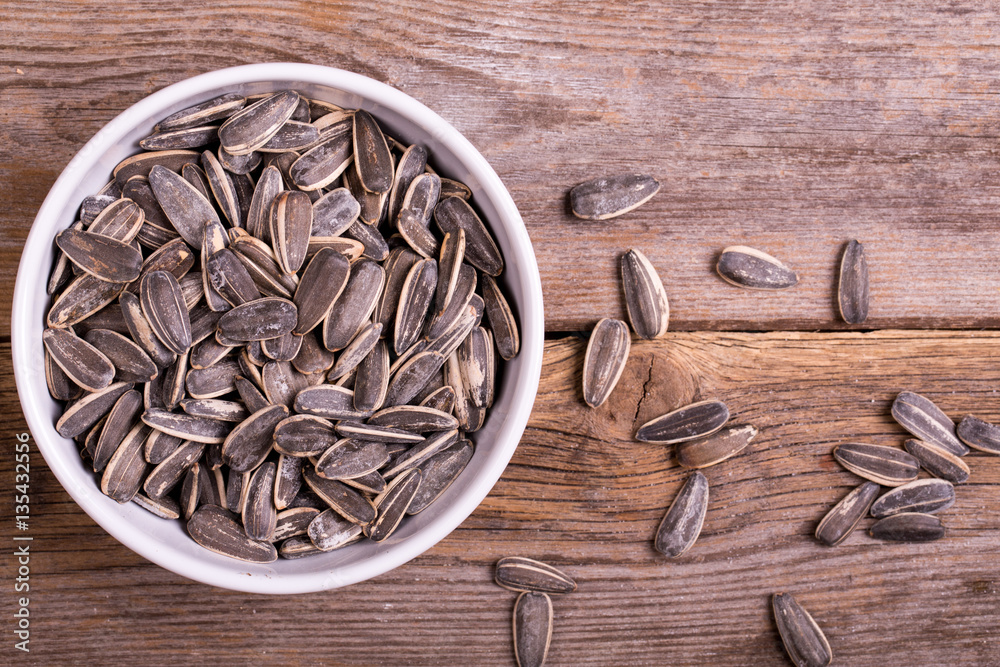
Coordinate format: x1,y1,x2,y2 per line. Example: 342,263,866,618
495,557,577,595
772,593,833,667
620,249,669,339
582,318,631,408
832,443,919,487
891,391,967,457
837,240,869,324
636,400,730,444
814,481,880,547
570,174,660,220
654,471,709,557
869,512,945,542
513,592,553,667
716,246,798,290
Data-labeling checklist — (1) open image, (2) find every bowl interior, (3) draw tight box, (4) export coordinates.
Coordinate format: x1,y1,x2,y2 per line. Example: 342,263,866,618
12,64,543,594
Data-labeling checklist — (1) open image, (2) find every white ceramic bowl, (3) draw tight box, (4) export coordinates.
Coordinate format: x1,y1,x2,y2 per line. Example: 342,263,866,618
12,63,543,594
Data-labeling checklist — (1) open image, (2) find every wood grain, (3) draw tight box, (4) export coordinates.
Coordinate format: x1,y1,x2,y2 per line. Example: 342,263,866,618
4,2,1000,333
4,333,1000,665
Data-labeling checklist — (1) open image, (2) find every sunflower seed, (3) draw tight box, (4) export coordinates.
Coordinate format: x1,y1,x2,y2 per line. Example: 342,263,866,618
140,125,218,151
92,389,143,473
323,259,384,350
397,208,440,259
388,145,428,224
260,331,301,362
289,119,353,190
460,327,495,409
482,274,520,361
218,90,300,156
140,270,191,355
134,491,181,519
187,505,277,563
570,174,660,221
675,424,757,470
353,339,390,413
229,374,267,414
144,428,183,465
273,455,303,511
47,274,127,330
48,221,82,296
56,229,142,283
242,462,277,541
369,405,459,433
128,237,195,295
330,322,382,380
307,509,364,551
654,471,709,557
869,512,945,542
161,350,188,409
434,197,503,276
890,391,966,457
832,443,920,486
279,536,325,559
871,479,955,519
156,93,246,132
224,467,250,515
183,359,240,400
261,360,310,409
217,297,297,342
402,440,469,514
221,404,288,472
119,291,175,367
142,408,232,444
384,350,448,408
179,463,201,519
581,318,630,408
419,385,455,414
346,220,390,262
270,190,313,274
636,400,729,444
772,593,833,667
88,198,145,243
56,382,133,439
198,464,228,508
621,249,668,339
292,330,336,375
274,415,338,457
243,164,282,240
716,246,798,290
957,415,1000,454
814,481,880,547
181,162,212,200
273,506,318,541
45,349,82,401
143,440,205,499
180,399,247,423
837,240,869,324
903,439,970,484
302,469,377,525
177,272,205,310
80,195,118,225
513,592,553,667
292,247,351,334
425,265,476,341
311,188,360,236
375,247,421,336
113,150,200,188
189,335,233,370
42,328,115,392
336,421,424,444
438,177,471,200
100,423,150,503
495,557,576,596
394,259,438,354
294,385,370,420
382,429,459,480
366,468,421,542
231,233,297,298
316,438,390,480
400,172,441,227
148,164,220,248
197,149,240,227
350,109,392,193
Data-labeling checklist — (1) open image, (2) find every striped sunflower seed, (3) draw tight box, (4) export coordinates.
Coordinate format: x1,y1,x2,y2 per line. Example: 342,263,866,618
217,297,297,342
582,318,631,408
258,120,319,152
270,190,313,274
261,331,302,362
218,90,300,156
293,385,370,420
47,274,127,330
330,322,383,380
220,404,289,472
88,198,145,242
369,405,459,433
186,505,277,563
352,109,393,194
155,93,246,132
312,187,361,237
100,423,150,503
716,246,798,290
903,439,970,484
570,174,660,220
400,172,441,227
837,240,869,324
273,455,303,511
434,196,503,276
307,509,364,551
323,259,384,351
120,291,175,367
42,328,115,392
458,326,495,409
243,462,278,541
344,219,390,261
435,229,465,313
832,443,919,486
134,492,181,519
654,471,709,557
180,399,247,423
620,249,669,340
675,424,758,469
302,469,377,525
439,177,471,200
315,438,389,480
513,592,553,667
394,259,438,354
482,274,520,361
891,391,967,456
273,506,318,541
45,348,82,401
180,463,201,519
185,359,241,399
495,557,577,595
113,150,199,188
143,440,205,499
387,145,428,225
83,329,157,384
772,593,832,667
139,125,218,151
92,389,143,473
140,270,191,355
956,415,1000,454
148,164,219,248
869,512,945,542
289,119,353,191
366,468,422,542
144,429,183,465
292,247,351,335
354,339,390,413
385,350,448,407
814,481,880,547
56,382,133,439
200,149,241,227
141,408,231,444
870,479,955,518
636,400,730,444
56,229,143,283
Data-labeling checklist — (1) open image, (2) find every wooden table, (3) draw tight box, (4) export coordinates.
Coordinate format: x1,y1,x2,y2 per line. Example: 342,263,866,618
3,2,1000,664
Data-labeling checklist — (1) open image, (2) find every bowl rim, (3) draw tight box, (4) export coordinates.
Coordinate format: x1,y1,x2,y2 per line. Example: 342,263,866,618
12,63,544,594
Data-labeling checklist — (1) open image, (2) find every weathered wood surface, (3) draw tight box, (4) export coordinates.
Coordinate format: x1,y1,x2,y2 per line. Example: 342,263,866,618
3,333,1000,665
4,2,1000,333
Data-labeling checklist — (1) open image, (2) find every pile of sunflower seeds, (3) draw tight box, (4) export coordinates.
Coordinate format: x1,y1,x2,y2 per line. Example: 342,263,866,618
43,90,521,562
494,556,576,667
816,390,1000,546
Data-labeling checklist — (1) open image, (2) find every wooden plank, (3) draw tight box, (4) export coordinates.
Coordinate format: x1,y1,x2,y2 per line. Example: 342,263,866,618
4,3,1000,333
4,333,1000,664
